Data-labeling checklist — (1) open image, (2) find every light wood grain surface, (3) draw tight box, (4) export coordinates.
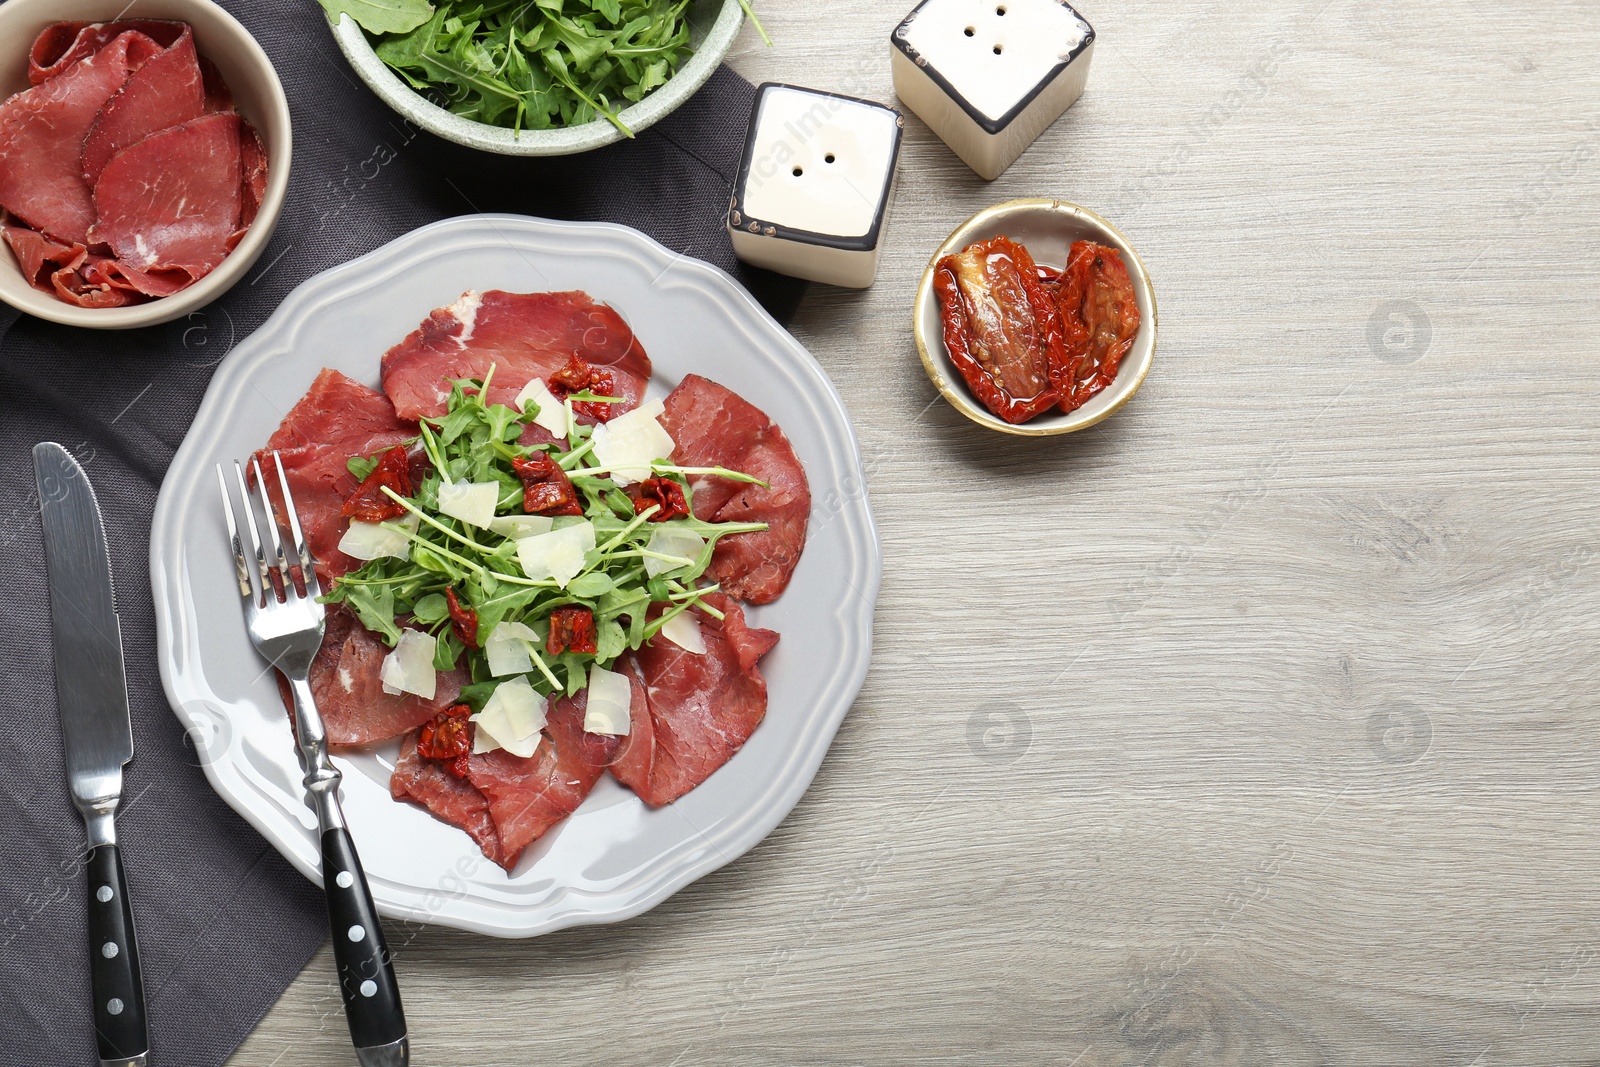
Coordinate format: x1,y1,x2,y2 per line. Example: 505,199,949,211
231,1,1600,1063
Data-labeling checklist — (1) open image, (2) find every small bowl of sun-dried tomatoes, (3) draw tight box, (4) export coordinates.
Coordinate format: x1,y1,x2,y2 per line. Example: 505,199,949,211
914,198,1156,436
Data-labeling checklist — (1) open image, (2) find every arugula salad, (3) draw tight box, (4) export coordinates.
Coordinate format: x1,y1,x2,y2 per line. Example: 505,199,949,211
320,0,768,135
325,367,767,733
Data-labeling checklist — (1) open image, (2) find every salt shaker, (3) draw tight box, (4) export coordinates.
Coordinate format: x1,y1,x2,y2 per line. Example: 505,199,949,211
892,0,1095,180
728,83,904,289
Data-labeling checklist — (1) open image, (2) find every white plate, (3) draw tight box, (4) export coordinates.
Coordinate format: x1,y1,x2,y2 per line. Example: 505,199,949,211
150,214,880,938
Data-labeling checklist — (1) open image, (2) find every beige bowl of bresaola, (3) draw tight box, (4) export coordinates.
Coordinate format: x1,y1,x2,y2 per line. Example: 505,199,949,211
0,0,289,329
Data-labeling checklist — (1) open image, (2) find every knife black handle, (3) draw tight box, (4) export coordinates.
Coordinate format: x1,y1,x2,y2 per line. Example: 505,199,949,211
320,827,407,1058
87,844,148,1064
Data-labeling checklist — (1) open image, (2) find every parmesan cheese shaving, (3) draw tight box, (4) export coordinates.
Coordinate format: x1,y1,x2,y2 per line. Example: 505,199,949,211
470,676,547,757
436,481,501,530
584,664,632,735
378,628,437,699
590,399,674,486
514,377,570,440
516,521,596,587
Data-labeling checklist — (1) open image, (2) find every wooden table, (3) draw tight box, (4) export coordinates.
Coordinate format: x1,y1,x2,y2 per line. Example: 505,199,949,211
232,2,1600,1062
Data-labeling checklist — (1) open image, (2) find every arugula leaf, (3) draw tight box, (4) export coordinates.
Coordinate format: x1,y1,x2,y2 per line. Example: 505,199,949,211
458,679,498,712
347,455,380,481
345,584,401,646
434,629,463,670
567,571,614,598
319,0,435,36
412,592,450,624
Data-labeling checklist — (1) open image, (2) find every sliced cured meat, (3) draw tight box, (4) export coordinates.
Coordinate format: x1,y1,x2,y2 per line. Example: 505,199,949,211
198,56,235,113
238,121,268,228
392,733,507,866
380,290,652,420
697,439,812,605
390,691,614,870
0,31,155,244
81,24,206,185
460,695,609,869
611,595,780,806
268,368,416,456
57,252,143,308
3,217,144,308
3,223,85,290
81,257,198,299
27,20,183,85
256,369,418,580
659,375,811,604
517,421,563,449
296,606,468,747
91,112,242,277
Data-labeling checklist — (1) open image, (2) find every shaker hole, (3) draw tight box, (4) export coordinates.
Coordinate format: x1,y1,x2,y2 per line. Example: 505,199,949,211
997,5,1007,13
993,44,1004,54
792,166,803,177
825,153,836,164
964,26,975,36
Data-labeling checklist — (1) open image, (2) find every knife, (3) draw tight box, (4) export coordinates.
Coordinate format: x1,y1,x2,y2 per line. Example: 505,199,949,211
34,442,148,1067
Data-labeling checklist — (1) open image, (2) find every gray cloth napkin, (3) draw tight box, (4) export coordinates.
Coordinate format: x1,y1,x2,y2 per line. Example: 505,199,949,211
0,2,801,1063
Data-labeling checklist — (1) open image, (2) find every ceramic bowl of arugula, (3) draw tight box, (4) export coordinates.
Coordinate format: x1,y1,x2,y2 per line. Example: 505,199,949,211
321,0,759,155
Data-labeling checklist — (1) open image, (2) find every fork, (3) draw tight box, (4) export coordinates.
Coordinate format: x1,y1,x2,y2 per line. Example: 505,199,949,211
218,452,409,1067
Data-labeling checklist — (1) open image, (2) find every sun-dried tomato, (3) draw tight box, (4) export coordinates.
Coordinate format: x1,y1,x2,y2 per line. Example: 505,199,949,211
625,476,689,522
1055,240,1141,413
546,605,598,656
548,355,618,421
341,444,414,522
511,453,583,516
418,703,473,779
934,236,1069,424
446,588,480,648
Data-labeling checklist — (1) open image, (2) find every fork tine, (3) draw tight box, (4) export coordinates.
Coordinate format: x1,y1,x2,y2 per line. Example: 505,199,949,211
272,450,323,602
251,455,292,600
232,461,271,605
217,464,256,602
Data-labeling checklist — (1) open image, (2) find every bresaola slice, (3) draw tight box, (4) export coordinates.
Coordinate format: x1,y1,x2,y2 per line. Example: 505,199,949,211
391,692,611,870
81,23,206,185
1,222,85,290
460,696,608,868
659,374,811,603
81,257,200,299
254,369,419,581
271,369,414,457
199,56,234,113
91,111,242,277
58,251,143,308
0,30,157,244
611,595,780,806
238,122,268,229
26,20,184,85
298,606,468,747
392,733,507,866
380,290,652,420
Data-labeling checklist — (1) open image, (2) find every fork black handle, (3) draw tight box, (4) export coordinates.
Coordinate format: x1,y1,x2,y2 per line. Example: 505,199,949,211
320,828,409,1063
87,844,148,1066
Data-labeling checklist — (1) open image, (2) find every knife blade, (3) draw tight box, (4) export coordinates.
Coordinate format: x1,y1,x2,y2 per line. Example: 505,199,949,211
34,442,148,1067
